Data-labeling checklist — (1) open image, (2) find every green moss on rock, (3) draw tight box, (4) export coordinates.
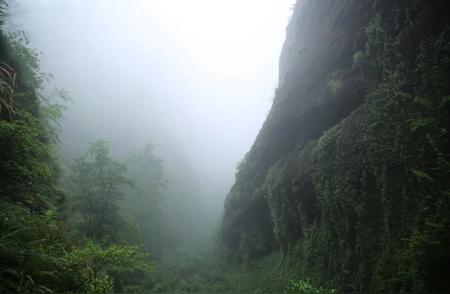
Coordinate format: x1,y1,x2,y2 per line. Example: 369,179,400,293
221,0,450,292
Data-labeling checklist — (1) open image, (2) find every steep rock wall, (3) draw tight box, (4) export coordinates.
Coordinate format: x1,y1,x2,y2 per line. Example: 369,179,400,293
221,0,450,292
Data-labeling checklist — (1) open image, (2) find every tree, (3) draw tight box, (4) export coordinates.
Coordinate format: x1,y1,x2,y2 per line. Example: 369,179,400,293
71,141,132,243
124,144,166,256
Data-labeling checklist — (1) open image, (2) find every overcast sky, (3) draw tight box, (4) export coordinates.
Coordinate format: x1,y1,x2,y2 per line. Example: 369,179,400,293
7,0,294,215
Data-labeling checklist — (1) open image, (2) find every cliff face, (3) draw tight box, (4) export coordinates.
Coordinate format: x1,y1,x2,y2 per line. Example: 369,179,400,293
221,0,450,292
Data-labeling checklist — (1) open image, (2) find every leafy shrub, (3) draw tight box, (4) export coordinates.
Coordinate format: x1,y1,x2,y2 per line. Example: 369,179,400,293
0,201,154,293
0,201,67,293
286,279,336,294
66,241,153,292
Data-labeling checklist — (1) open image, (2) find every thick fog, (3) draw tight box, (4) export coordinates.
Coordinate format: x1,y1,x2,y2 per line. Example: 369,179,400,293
6,0,293,223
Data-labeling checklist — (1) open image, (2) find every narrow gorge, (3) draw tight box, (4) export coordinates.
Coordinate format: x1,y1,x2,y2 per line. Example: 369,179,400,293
1,0,449,293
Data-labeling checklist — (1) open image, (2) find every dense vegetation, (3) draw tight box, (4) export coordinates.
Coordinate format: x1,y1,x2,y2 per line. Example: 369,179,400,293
0,2,228,292
1,0,450,293
0,2,163,291
222,0,450,293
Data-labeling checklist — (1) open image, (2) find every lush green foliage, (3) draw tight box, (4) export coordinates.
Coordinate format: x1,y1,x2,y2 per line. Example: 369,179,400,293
0,201,153,293
0,201,65,293
222,0,450,292
2,0,450,293
71,141,132,243
66,241,153,293
0,7,155,292
0,111,61,210
286,279,335,294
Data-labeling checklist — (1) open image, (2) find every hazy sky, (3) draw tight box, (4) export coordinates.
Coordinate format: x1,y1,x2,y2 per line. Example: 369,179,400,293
7,0,294,215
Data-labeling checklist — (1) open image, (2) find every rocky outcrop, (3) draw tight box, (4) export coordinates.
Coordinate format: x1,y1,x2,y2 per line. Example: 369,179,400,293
221,0,450,292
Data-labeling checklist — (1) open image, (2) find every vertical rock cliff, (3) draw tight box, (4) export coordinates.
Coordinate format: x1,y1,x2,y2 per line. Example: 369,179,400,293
222,0,450,292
